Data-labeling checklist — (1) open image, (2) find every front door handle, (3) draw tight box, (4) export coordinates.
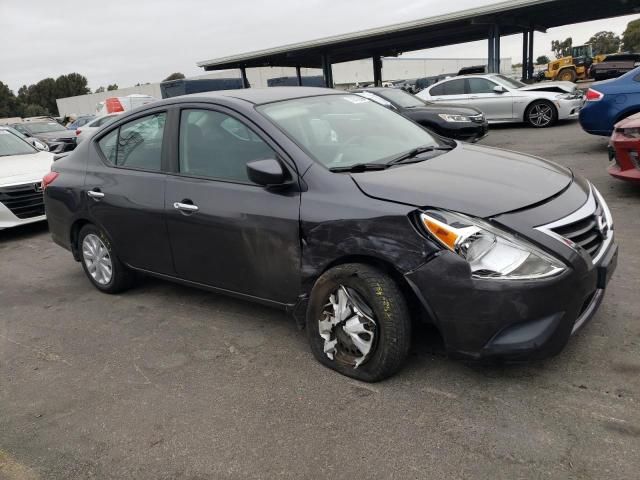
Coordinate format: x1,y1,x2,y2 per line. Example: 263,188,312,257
173,201,199,213
87,189,104,200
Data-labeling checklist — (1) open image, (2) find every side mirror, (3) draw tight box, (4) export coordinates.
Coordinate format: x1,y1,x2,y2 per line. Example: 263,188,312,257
246,158,289,187
493,85,507,94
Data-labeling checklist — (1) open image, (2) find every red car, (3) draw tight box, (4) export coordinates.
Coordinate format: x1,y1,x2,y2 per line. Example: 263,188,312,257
609,113,640,183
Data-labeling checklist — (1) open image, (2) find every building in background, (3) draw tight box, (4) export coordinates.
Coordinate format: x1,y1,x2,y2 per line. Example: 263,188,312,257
56,56,512,116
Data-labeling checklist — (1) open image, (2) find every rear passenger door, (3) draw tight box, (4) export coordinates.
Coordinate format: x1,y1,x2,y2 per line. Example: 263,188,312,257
87,109,174,275
164,106,301,304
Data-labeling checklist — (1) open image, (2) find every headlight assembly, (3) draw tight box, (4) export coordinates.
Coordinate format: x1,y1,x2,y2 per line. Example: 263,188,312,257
420,210,565,280
438,114,471,123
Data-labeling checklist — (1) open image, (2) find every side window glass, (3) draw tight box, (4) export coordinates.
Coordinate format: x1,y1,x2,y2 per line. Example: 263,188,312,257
467,78,498,94
97,129,118,164
443,79,465,95
116,113,165,170
179,109,275,183
430,83,445,96
97,112,166,170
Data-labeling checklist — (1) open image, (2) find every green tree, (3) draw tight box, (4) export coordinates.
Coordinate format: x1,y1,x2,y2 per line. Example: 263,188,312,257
107,84,119,91
622,19,640,52
588,31,621,55
0,81,18,117
20,103,49,117
536,55,550,65
55,73,90,100
551,37,573,58
95,86,105,93
163,72,185,82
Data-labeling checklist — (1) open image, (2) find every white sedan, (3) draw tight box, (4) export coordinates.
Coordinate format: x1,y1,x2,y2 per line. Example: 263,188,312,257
0,129,54,230
417,74,584,128
76,113,121,143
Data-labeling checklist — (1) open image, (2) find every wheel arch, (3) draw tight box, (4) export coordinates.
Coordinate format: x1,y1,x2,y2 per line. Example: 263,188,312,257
317,254,435,326
69,218,93,261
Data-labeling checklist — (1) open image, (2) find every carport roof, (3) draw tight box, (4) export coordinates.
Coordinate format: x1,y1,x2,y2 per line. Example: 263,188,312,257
197,0,640,70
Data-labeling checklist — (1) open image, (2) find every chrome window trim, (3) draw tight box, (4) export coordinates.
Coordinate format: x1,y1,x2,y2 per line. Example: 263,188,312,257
535,184,614,266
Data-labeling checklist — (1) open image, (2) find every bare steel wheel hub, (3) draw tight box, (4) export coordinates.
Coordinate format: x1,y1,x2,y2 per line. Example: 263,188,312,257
82,233,113,285
318,285,377,368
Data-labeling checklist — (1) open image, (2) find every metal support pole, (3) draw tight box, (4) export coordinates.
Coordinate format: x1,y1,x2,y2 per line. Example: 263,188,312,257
373,55,383,87
494,24,501,73
528,29,535,81
240,67,249,89
522,31,529,80
487,27,495,73
296,66,302,86
321,53,333,88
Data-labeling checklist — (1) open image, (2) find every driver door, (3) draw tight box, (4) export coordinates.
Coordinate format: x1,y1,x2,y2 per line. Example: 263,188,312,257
465,77,514,121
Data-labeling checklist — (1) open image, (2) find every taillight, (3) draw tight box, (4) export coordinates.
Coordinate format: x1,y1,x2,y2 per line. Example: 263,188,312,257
76,129,81,135
42,171,59,191
585,88,604,101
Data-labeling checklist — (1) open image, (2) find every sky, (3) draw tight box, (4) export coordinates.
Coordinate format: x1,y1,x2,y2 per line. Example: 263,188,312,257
1,0,639,93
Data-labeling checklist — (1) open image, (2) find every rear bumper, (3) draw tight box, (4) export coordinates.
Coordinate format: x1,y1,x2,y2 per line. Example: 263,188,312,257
404,237,618,361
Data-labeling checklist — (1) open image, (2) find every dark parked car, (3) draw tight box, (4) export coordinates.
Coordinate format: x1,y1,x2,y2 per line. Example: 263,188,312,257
44,87,617,382
353,87,488,142
66,115,96,130
11,121,77,153
590,54,640,81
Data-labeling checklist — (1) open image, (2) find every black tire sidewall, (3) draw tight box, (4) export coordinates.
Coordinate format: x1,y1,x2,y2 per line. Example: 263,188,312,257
306,264,410,382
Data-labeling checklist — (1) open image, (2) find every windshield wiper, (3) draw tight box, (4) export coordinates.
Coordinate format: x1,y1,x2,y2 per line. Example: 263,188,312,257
386,144,454,166
329,163,389,173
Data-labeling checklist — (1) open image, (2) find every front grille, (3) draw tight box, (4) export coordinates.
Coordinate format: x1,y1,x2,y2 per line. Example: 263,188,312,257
0,183,45,219
549,197,606,260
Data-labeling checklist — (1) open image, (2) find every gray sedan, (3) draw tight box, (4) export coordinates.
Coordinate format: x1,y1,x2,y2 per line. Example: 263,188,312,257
417,74,584,128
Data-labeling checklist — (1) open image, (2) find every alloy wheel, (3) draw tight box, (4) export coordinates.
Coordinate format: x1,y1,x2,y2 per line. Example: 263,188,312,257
82,233,113,285
318,285,377,368
529,104,553,127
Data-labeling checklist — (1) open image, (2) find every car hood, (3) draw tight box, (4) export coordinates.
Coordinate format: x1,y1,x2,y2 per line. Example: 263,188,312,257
614,111,640,129
34,130,77,140
0,151,55,187
517,81,577,94
350,143,572,218
407,103,482,116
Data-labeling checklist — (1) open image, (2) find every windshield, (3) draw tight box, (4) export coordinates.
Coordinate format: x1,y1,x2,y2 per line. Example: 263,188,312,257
0,130,37,156
493,75,526,89
377,89,425,108
257,95,442,169
23,122,66,134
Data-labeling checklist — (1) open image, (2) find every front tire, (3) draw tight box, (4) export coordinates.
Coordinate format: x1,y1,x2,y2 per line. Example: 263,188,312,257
525,101,557,128
558,69,577,82
78,224,134,294
306,263,411,382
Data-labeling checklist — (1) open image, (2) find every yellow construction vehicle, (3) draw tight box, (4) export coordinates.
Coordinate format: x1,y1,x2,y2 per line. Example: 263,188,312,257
544,45,607,82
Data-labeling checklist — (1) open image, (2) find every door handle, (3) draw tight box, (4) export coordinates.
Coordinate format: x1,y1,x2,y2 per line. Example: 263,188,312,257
87,189,104,200
173,201,199,213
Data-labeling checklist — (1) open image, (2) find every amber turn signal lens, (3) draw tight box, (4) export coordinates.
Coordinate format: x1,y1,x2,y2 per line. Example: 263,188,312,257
421,217,458,250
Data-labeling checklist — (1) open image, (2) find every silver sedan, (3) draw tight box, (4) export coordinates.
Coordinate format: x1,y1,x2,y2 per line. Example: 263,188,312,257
416,74,584,128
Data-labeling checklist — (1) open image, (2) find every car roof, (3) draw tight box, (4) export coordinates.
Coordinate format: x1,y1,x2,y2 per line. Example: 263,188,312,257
167,86,342,106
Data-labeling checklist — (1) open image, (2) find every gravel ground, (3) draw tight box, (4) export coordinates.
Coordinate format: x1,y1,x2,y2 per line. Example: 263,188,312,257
1,120,639,480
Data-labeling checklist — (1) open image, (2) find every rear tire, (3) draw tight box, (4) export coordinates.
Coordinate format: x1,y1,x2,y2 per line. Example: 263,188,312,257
78,224,134,294
306,263,411,382
525,101,558,128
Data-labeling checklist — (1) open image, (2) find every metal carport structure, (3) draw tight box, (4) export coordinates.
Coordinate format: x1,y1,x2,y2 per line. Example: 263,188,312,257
197,0,640,87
